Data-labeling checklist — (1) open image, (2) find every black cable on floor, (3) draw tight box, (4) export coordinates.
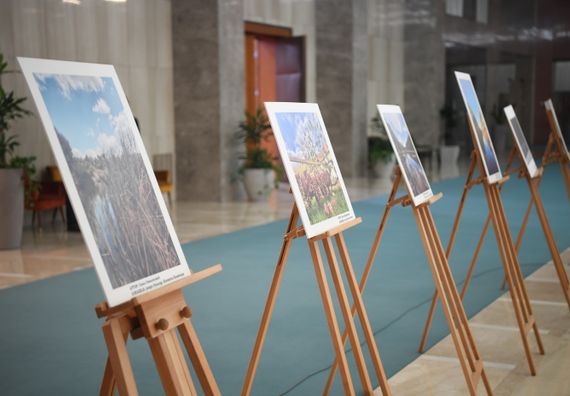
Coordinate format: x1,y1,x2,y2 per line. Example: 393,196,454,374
278,262,540,395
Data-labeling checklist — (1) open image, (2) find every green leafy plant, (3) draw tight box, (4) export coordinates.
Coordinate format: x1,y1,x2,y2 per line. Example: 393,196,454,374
0,53,37,202
368,116,393,165
235,106,282,182
439,104,458,145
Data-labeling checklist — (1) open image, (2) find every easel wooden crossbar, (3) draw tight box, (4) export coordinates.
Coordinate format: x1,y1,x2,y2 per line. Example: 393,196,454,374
321,167,491,395
241,203,391,396
543,109,570,201
418,148,546,375
96,265,223,396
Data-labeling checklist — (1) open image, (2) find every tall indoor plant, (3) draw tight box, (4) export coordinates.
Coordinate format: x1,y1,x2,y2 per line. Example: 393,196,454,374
369,115,394,178
236,107,280,201
0,53,35,249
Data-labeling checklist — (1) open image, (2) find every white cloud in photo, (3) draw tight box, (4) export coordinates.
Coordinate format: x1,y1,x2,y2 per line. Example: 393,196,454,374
55,75,104,99
71,110,136,159
92,98,111,114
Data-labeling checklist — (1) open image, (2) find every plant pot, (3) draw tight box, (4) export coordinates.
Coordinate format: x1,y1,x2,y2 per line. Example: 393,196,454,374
439,145,460,165
372,157,396,179
0,168,24,249
243,168,275,202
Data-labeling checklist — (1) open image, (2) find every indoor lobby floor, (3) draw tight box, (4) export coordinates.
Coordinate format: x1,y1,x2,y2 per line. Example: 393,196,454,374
1,158,569,395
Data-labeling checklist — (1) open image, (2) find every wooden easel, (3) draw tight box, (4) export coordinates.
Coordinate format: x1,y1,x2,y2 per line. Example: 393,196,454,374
96,264,223,395
240,204,391,396
321,168,491,396
417,147,545,375
543,107,570,201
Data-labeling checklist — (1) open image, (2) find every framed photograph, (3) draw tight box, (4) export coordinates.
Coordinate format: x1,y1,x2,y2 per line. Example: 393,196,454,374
264,102,355,238
455,72,503,184
377,105,433,206
544,99,570,162
19,58,190,307
504,105,538,178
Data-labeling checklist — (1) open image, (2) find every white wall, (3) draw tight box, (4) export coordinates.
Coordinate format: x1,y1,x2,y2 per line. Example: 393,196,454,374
0,0,174,174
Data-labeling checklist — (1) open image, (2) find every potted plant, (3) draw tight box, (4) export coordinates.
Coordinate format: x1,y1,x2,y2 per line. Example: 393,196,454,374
439,104,460,166
369,116,394,178
0,53,36,249
490,94,509,161
236,107,280,201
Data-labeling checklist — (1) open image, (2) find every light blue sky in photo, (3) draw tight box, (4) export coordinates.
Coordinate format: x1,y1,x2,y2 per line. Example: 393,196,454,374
34,74,124,154
275,112,317,153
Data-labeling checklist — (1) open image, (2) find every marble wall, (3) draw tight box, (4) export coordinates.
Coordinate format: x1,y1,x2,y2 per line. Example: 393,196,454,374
172,0,244,201
0,0,175,175
403,0,445,146
315,0,369,177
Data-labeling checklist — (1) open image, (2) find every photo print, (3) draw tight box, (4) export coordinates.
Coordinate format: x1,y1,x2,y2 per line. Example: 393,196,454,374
504,105,538,178
265,102,355,238
455,72,503,184
545,99,570,162
377,105,433,206
19,58,190,306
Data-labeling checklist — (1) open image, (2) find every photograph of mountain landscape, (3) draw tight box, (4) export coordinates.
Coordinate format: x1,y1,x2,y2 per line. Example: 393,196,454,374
456,73,502,181
504,105,537,178
18,58,190,306
378,106,432,205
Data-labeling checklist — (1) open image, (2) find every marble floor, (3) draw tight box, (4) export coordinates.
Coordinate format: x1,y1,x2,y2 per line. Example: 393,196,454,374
1,157,569,395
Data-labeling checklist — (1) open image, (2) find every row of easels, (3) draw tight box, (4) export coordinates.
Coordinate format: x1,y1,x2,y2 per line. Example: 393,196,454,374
418,126,570,377
93,128,569,396
241,168,493,395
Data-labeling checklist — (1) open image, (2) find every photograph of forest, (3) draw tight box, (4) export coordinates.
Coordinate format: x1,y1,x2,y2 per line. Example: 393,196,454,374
274,112,349,224
34,73,181,288
458,77,500,176
382,111,431,196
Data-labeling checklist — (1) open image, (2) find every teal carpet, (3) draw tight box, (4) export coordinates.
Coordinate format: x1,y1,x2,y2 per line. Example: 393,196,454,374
1,168,569,395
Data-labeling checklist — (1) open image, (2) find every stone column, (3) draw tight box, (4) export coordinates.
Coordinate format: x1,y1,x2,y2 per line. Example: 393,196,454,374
315,0,369,178
172,0,244,201
403,0,445,146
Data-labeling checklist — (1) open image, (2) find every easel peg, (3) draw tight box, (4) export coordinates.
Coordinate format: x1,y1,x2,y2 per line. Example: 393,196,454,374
155,318,169,331
180,306,192,318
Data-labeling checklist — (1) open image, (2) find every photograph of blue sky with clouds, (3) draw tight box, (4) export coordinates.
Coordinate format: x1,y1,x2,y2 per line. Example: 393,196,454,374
34,73,181,288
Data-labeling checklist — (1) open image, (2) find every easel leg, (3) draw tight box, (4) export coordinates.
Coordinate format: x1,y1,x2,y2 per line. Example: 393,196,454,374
414,206,481,395
322,238,373,393
308,239,355,396
148,330,196,395
179,320,221,395
528,178,570,309
487,184,542,375
335,233,392,396
418,154,478,353
323,172,401,395
241,207,299,396
101,316,138,396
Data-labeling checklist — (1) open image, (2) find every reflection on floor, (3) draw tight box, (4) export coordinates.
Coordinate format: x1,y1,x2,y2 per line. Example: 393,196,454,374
385,250,570,395
1,154,569,395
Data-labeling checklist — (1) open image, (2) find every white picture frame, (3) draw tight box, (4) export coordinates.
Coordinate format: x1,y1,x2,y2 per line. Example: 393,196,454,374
377,105,433,206
264,102,355,238
455,71,503,184
19,57,190,307
544,99,570,162
504,105,538,178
